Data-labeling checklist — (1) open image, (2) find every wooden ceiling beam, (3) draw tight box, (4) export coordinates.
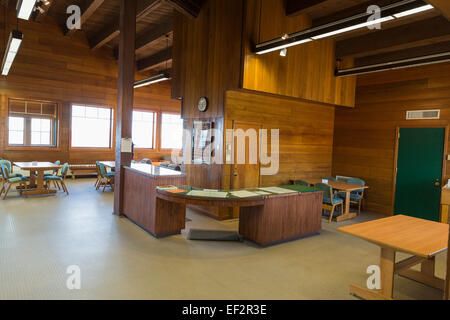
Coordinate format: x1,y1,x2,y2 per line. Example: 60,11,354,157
65,0,105,36
353,41,450,67
166,0,201,18
89,0,163,50
114,18,173,59
313,0,395,27
336,16,450,58
426,0,450,20
286,0,327,17
137,47,172,72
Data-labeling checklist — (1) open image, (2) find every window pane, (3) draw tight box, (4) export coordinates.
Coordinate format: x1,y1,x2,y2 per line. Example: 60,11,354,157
9,117,24,130
72,105,85,117
31,119,52,145
31,132,41,145
9,131,24,145
71,105,111,148
161,113,183,149
132,110,154,149
8,117,24,145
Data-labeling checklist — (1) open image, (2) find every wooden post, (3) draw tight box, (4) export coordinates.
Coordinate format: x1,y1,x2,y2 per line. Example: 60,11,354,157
114,0,136,216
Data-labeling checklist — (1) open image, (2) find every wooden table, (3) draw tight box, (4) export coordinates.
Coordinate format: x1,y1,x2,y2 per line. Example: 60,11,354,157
305,179,368,221
99,161,115,169
14,162,61,196
339,215,449,300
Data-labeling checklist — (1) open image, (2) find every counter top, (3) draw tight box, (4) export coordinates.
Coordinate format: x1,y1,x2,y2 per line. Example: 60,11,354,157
125,163,185,177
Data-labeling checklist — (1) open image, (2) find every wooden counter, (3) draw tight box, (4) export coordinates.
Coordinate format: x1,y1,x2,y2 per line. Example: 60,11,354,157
122,164,186,238
156,185,323,246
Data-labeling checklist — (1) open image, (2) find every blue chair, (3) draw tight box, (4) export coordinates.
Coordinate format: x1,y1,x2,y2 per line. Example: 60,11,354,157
338,177,365,215
44,163,69,195
324,176,337,181
44,160,61,177
0,160,23,179
315,182,344,223
96,162,114,192
0,164,29,200
293,180,310,186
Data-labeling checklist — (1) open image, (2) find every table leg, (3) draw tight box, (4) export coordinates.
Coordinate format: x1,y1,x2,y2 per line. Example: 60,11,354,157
397,256,445,291
22,170,57,196
335,191,357,221
349,247,395,300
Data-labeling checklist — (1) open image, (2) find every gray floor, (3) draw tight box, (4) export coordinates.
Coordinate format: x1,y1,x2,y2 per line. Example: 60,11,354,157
0,178,447,300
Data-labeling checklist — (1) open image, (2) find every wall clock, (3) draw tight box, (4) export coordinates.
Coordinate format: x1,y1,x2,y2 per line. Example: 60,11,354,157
198,96,208,112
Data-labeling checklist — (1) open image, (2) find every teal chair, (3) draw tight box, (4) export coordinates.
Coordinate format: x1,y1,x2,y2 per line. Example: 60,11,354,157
44,163,69,195
324,176,337,181
0,160,23,179
97,162,115,192
44,160,61,177
294,180,310,186
338,177,365,215
0,164,29,200
315,182,344,223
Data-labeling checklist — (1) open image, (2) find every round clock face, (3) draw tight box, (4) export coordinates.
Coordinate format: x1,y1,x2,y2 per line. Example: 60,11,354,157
198,97,208,112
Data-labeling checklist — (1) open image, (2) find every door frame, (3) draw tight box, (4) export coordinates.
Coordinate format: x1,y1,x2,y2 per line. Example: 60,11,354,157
391,124,449,218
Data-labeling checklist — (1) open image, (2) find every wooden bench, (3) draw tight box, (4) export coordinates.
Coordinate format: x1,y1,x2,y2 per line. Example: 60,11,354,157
69,164,97,179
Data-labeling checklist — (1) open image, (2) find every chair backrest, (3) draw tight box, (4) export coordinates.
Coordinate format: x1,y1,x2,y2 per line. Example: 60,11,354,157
98,162,107,178
140,158,152,164
294,180,310,186
61,163,69,177
0,164,9,181
347,177,365,193
53,160,61,174
324,176,337,181
314,183,333,202
0,160,12,174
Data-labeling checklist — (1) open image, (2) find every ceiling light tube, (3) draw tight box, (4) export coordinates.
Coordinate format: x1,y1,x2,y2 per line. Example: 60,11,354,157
311,16,395,40
1,30,23,76
254,0,432,55
256,38,312,55
134,73,170,88
393,4,434,18
16,0,37,20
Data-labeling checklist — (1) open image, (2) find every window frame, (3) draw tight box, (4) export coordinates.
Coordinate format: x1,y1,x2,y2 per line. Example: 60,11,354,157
160,111,184,151
5,97,61,151
132,108,158,150
69,103,114,150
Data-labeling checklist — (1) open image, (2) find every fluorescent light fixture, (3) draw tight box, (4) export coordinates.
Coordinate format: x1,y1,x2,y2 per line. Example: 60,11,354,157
256,38,312,55
393,4,434,18
1,30,23,76
16,0,37,20
311,16,395,40
134,73,170,88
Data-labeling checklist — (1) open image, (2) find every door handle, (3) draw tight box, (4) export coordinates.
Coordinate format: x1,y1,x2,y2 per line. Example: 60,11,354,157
435,179,441,187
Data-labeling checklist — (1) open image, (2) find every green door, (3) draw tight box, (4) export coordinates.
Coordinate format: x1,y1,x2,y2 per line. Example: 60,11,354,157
394,128,445,221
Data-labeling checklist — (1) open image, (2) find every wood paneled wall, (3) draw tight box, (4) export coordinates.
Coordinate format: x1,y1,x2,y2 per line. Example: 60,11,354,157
224,89,335,188
0,11,180,164
333,62,450,215
242,0,356,108
172,0,244,119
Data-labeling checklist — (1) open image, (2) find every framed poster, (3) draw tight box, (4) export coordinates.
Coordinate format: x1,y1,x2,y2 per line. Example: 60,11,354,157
192,121,212,164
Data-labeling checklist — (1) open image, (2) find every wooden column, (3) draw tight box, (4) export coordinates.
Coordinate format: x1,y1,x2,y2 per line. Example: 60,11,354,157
114,0,136,216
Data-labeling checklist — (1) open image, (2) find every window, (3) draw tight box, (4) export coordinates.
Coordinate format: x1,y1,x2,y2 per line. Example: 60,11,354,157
161,113,183,149
132,110,155,149
71,105,113,148
8,99,57,147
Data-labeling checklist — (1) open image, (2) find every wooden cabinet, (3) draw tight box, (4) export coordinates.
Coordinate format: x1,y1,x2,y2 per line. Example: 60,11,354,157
440,187,450,224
